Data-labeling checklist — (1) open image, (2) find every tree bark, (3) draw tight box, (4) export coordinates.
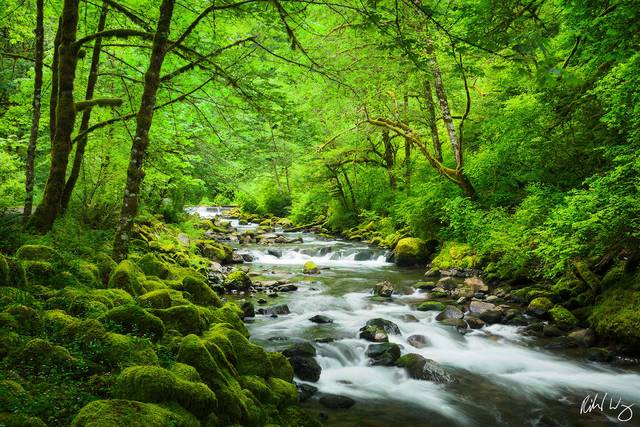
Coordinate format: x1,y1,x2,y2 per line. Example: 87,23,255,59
403,93,411,194
112,0,176,261
60,3,109,213
49,18,62,140
29,0,81,232
382,130,397,189
424,80,442,162
23,0,45,219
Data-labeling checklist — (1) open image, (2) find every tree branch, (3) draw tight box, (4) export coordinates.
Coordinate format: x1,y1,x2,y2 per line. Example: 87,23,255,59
75,98,123,112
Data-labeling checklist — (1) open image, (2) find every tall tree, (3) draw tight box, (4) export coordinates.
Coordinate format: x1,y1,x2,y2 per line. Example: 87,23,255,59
23,0,45,218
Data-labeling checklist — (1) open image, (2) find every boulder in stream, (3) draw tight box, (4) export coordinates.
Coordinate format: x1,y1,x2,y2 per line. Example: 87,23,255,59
319,394,356,409
296,383,318,402
469,300,496,315
366,342,401,366
435,305,464,321
407,334,429,348
359,318,400,342
303,261,320,275
288,356,321,382
417,301,446,312
309,314,333,324
373,281,394,298
395,354,455,384
241,301,255,318
257,304,290,316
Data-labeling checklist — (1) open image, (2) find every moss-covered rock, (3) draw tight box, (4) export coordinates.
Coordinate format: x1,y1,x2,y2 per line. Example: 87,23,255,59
302,261,319,275
16,245,61,263
108,260,145,297
430,242,479,270
97,332,159,368
151,304,204,335
195,240,233,264
137,254,171,280
223,270,252,291
394,238,428,267
171,362,202,383
182,276,222,307
417,301,446,311
71,399,199,427
102,305,165,341
114,365,217,419
0,379,28,412
552,278,588,299
22,260,55,287
549,305,578,330
0,254,9,286
176,334,236,389
3,257,27,289
213,324,271,378
574,260,600,292
267,352,294,382
239,375,270,401
138,289,172,309
19,338,76,370
4,305,43,335
95,253,117,285
267,377,298,408
527,297,553,317
0,413,47,427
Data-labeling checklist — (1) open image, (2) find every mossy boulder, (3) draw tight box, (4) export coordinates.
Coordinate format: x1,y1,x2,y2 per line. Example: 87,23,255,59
102,305,165,341
267,352,294,382
552,278,588,299
182,276,222,307
15,245,61,263
223,270,252,292
549,306,578,330
213,324,272,377
417,301,446,312
22,260,55,287
196,240,233,264
394,238,428,267
95,253,117,285
267,377,298,408
177,334,236,389
108,260,145,297
138,289,172,309
2,257,27,289
19,338,76,371
430,242,479,270
4,305,43,335
96,332,159,368
151,304,204,335
0,254,9,286
171,362,202,383
0,413,47,427
303,261,319,274
50,271,82,290
114,365,217,419
0,379,28,411
527,297,553,317
574,260,601,292
71,399,199,427
137,254,171,280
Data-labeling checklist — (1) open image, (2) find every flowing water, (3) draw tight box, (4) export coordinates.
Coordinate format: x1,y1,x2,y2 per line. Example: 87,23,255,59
191,209,640,426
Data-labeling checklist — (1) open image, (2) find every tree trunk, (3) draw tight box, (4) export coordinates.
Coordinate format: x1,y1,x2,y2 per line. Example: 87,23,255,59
424,80,442,162
29,0,81,232
49,18,62,140
23,0,45,219
382,130,396,189
60,3,109,213
112,0,176,261
403,94,411,194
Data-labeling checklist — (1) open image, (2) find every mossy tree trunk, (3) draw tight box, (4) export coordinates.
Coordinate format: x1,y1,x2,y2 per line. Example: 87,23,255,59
60,3,109,213
112,0,176,261
29,0,81,232
23,0,45,219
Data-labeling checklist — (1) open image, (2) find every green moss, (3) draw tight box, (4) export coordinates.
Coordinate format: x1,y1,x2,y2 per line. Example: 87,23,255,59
22,260,55,287
0,331,21,359
302,261,319,274
394,237,428,266
15,245,61,263
196,240,233,264
97,332,159,368
0,254,9,286
267,352,293,382
549,305,578,330
137,254,171,279
177,334,236,390
431,242,479,270
4,305,43,335
224,270,252,291
95,253,117,285
71,399,200,427
0,379,28,411
102,305,165,341
151,304,204,335
4,258,27,289
183,276,222,307
50,271,81,289
142,278,169,293
417,301,446,311
601,263,625,290
527,297,553,314
0,413,47,427
108,260,146,297
207,303,248,336
574,260,601,292
239,375,270,401
171,362,202,383
212,324,271,378
278,406,323,427
114,365,217,419
19,338,76,370
267,377,298,408
138,289,172,309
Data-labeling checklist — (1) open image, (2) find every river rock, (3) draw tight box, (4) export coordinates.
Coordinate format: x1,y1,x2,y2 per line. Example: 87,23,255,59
366,342,401,366
477,309,503,324
399,314,419,323
309,314,333,324
415,281,436,291
568,328,596,347
417,301,446,312
437,277,459,290
303,261,320,274
267,248,282,258
241,301,255,318
440,318,467,329
319,394,356,409
464,315,485,329
359,318,400,342
257,298,267,305
275,284,298,292
585,347,614,363
526,297,553,317
543,324,563,337
435,305,464,321
258,304,290,316
373,281,394,298
283,342,316,358
296,383,318,402
464,276,488,293
407,334,429,348
469,300,496,315
395,354,455,384
288,356,322,382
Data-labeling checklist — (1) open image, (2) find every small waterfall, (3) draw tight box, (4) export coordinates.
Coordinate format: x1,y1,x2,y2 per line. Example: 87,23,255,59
243,244,392,269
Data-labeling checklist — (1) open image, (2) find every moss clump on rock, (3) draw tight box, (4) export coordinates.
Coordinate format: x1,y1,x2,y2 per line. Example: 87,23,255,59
102,305,165,341
574,260,601,291
108,260,145,297
5,305,43,335
430,242,479,270
0,413,47,427
213,324,271,378
113,365,217,419
182,276,222,307
394,238,428,267
95,253,117,285
22,261,55,287
71,399,199,427
267,377,298,408
195,240,233,264
15,245,61,263
138,289,172,309
151,304,204,336
303,261,319,274
527,297,553,316
19,338,76,371
549,305,578,330
223,270,252,291
137,254,171,279
3,257,27,289
0,254,9,286
267,352,294,382
417,301,446,311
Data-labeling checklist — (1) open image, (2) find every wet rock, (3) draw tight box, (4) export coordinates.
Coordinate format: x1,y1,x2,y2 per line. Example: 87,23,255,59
435,305,464,321
303,261,320,274
543,324,563,337
267,248,282,258
477,309,503,324
366,342,401,366
258,304,290,316
568,329,596,347
297,383,318,402
275,284,298,292
415,281,436,291
544,336,575,350
359,318,400,342
437,277,459,291
309,315,333,324
268,336,288,342
417,301,446,312
241,301,255,318
395,354,455,384
526,297,553,318
464,316,485,329
319,394,356,409
257,298,267,305
440,318,467,329
407,334,429,348
354,250,374,261
315,337,335,343
373,281,394,298
241,254,253,262
456,297,467,304
267,292,279,298
399,314,419,323
288,356,322,382
464,276,488,292
485,295,499,303
585,347,614,363
469,300,496,315
283,342,316,358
